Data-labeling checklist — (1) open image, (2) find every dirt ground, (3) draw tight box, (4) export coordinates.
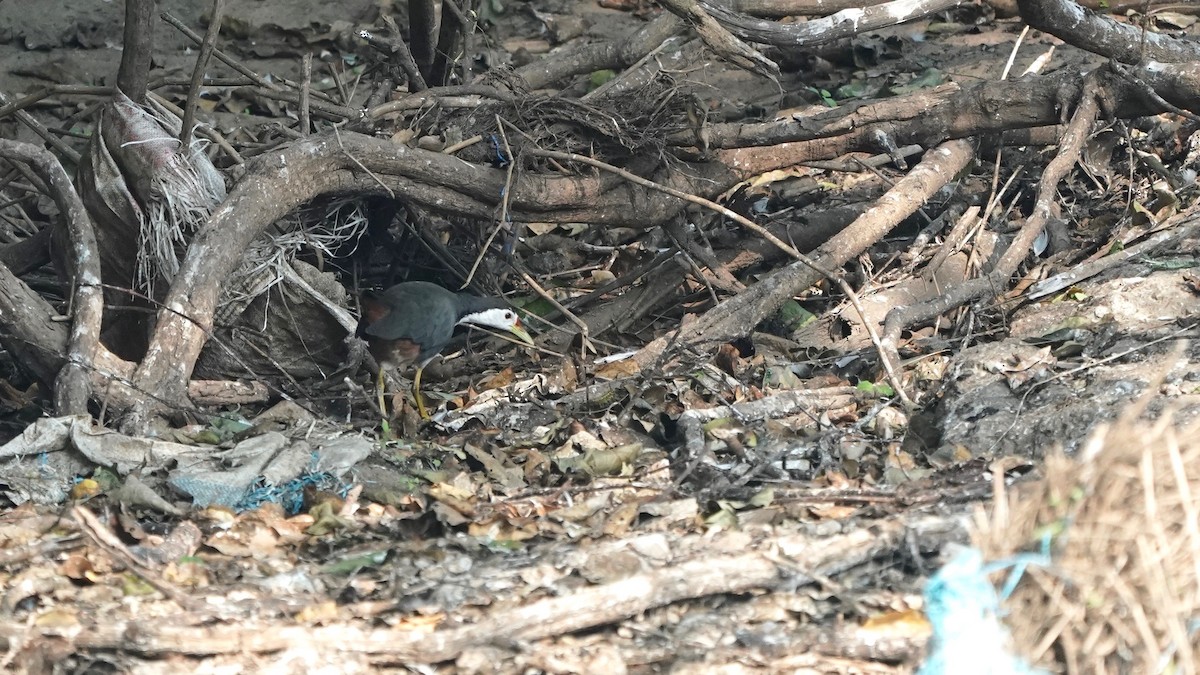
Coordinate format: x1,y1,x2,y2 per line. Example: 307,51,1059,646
1,0,1200,672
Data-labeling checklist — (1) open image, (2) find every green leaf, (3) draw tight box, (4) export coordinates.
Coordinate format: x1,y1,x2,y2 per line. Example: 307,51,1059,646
856,380,895,398
321,550,388,575
748,488,775,507
774,300,815,333
589,70,617,91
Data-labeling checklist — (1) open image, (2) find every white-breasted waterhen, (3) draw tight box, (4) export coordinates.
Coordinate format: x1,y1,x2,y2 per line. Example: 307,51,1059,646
359,281,533,421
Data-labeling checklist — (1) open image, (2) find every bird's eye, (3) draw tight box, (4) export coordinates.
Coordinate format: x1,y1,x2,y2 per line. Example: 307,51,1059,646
505,312,513,319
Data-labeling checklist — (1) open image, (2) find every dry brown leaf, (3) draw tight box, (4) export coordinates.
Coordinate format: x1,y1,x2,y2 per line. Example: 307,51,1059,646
59,553,99,583
601,501,641,537
587,269,616,286
392,613,445,632
594,358,640,380
162,559,209,588
466,517,539,542
69,479,103,501
478,367,517,391
808,504,858,520
859,608,932,639
461,442,525,491
0,379,37,409
823,471,853,489
33,608,80,629
295,600,340,624
206,522,281,558
428,480,480,522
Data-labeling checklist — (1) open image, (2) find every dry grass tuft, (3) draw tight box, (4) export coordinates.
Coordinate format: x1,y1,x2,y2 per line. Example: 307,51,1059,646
976,406,1200,673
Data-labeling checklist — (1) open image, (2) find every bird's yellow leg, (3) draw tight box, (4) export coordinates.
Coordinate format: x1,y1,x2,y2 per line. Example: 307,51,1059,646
377,368,392,437
413,366,430,420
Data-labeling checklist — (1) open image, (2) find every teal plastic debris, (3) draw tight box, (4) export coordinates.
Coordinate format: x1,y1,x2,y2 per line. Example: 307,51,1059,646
919,547,1046,675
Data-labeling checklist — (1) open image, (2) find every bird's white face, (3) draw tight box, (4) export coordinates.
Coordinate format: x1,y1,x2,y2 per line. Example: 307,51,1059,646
459,307,520,331
458,307,535,346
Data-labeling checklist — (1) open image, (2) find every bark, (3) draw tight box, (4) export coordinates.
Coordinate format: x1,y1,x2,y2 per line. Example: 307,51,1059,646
633,138,976,368
117,0,156,102
1016,0,1200,64
704,0,965,49
11,0,1200,426
0,141,103,416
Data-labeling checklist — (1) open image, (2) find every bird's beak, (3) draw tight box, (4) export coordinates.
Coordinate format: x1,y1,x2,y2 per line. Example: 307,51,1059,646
508,319,535,347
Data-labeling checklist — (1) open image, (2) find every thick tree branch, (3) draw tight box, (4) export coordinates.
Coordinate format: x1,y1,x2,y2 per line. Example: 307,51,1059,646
514,14,685,90
0,141,103,415
632,138,975,368
121,53,1200,424
880,76,1103,361
1016,0,1200,64
117,0,156,102
705,0,965,49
